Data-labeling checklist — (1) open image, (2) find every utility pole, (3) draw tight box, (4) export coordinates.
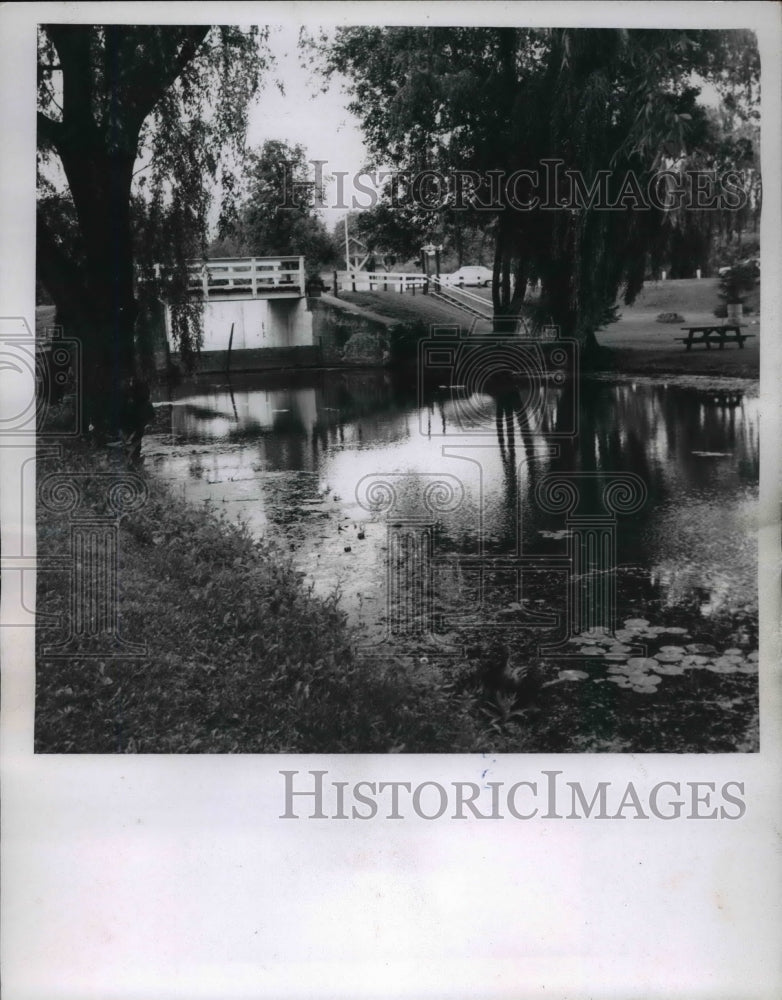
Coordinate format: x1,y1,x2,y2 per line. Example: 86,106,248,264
344,216,350,272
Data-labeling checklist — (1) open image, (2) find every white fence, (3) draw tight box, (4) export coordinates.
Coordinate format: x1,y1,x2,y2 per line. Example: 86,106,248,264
336,271,427,293
187,257,306,299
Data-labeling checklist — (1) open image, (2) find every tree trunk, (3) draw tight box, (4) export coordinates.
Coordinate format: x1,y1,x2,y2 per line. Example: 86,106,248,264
454,217,464,267
41,145,148,443
37,25,213,450
492,214,517,334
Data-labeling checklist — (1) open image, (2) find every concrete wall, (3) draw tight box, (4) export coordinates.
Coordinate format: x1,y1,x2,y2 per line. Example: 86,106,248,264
310,298,394,364
165,297,314,352
264,299,314,347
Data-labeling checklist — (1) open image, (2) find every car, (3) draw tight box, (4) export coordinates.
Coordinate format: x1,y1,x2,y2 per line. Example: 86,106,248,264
718,257,760,278
441,265,493,287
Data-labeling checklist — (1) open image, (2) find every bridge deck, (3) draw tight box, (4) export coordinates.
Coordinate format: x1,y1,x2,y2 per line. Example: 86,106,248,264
186,256,306,300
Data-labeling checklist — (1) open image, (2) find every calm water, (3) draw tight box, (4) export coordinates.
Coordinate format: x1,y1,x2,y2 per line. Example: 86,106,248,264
146,370,758,642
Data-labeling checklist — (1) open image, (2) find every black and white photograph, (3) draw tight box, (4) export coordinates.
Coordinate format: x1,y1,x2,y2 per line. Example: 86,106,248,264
32,15,764,753
1,2,781,999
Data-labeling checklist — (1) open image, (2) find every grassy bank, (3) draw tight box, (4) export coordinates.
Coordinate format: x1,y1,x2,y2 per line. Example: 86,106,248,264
336,289,493,332
35,440,483,753
335,279,760,379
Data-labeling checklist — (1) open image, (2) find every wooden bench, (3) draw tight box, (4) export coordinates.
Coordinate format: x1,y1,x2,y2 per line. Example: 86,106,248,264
675,324,755,350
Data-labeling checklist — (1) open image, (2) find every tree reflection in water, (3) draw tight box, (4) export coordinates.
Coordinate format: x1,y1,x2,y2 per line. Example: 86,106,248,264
158,368,758,627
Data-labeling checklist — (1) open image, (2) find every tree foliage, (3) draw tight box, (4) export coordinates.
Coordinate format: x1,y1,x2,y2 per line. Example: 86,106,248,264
344,197,494,273
312,27,760,343
210,139,337,272
339,204,428,266
37,24,271,428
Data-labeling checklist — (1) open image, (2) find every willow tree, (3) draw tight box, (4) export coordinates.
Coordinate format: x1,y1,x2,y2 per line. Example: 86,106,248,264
526,29,759,344
37,24,270,436
314,27,759,347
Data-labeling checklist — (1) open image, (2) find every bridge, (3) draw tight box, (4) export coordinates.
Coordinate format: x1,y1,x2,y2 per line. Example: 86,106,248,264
186,256,306,300
164,256,316,372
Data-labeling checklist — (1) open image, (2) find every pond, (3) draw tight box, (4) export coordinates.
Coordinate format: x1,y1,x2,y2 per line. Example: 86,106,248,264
145,367,759,751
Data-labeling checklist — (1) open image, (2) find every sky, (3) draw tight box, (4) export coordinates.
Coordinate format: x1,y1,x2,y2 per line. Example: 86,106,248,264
238,25,727,235
37,23,372,238
244,23,370,231
37,23,743,246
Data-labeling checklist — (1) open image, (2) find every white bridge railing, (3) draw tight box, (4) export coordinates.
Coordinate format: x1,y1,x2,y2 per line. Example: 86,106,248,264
187,256,306,298
337,271,427,293
430,277,493,318
336,271,493,317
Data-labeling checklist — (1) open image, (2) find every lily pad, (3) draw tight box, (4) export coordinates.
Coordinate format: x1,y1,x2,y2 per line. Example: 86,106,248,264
686,643,718,655
606,643,632,654
748,651,759,662
558,669,589,681
651,662,686,676
723,648,744,657
603,653,630,662
659,645,685,654
705,658,741,674
630,674,662,691
578,647,602,656
626,657,659,671
658,626,688,635
582,632,612,644
606,676,632,687
681,654,709,668
624,618,650,628
655,651,683,663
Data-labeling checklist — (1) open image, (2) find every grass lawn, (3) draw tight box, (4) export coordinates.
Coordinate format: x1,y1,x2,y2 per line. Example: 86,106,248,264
331,278,759,378
596,278,759,377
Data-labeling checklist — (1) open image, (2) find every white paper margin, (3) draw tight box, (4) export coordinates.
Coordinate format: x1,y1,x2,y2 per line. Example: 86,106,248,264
2,3,780,999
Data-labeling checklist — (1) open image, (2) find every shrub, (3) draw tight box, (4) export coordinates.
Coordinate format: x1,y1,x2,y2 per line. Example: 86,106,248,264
718,261,758,306
341,330,389,364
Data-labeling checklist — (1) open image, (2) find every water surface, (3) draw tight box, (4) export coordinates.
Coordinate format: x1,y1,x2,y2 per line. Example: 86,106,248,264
147,370,758,642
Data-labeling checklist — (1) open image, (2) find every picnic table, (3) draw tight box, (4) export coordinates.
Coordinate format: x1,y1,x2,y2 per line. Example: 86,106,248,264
676,324,755,350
